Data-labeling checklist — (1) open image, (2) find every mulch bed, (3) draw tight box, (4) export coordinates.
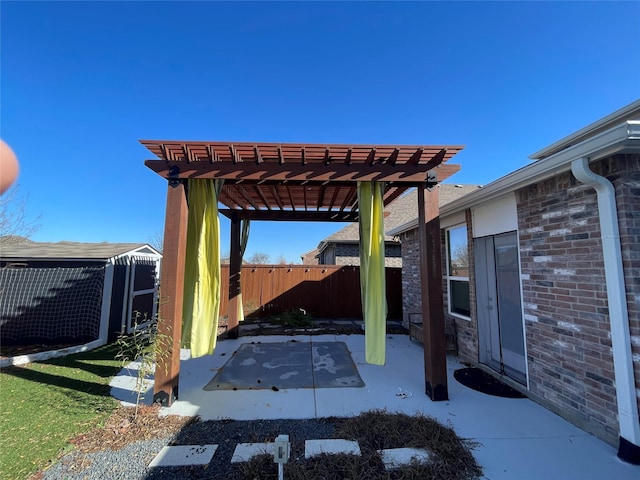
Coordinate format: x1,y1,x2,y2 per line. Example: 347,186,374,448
453,367,526,398
45,406,482,480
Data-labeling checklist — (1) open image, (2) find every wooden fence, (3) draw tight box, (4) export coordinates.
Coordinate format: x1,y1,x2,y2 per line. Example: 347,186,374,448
219,265,402,320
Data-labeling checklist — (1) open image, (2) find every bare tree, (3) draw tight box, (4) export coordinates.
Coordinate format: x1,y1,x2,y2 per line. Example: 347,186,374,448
452,243,468,268
277,255,288,265
247,252,270,264
149,231,163,253
0,184,41,245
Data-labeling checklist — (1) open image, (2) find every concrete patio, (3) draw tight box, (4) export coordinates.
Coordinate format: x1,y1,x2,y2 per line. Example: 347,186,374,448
110,333,639,479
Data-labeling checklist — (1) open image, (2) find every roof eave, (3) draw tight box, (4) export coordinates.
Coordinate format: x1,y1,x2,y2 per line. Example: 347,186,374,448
388,120,640,236
529,100,640,160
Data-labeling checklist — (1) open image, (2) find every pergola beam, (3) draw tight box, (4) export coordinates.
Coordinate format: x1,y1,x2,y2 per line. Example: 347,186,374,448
227,214,242,339
218,209,359,222
145,160,459,184
417,184,448,401
153,182,189,406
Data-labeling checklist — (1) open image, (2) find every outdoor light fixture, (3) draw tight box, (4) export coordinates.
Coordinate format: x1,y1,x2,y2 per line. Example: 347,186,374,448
273,434,290,480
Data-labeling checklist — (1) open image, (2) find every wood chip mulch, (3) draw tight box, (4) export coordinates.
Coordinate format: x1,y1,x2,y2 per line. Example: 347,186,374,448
68,404,195,454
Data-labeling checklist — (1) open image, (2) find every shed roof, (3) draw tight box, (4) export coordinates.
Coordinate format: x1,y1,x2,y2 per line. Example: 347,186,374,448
0,241,160,261
143,140,463,222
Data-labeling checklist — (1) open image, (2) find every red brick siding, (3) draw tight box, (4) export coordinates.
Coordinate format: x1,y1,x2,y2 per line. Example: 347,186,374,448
518,154,640,444
399,209,478,363
399,154,639,446
607,155,640,423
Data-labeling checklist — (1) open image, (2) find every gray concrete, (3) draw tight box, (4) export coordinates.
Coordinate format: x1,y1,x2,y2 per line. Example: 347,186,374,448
111,334,640,479
203,340,364,391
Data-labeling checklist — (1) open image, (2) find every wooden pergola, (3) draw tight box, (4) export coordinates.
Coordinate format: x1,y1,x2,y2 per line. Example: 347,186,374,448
143,140,463,406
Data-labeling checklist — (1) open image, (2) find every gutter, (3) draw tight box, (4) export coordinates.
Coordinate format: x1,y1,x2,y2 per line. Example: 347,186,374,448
388,120,640,237
571,158,640,465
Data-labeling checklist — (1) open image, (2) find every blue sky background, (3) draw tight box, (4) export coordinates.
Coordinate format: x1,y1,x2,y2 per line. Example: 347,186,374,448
2,1,639,263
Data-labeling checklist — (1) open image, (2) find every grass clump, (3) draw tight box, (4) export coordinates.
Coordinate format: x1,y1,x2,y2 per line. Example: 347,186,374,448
0,344,122,480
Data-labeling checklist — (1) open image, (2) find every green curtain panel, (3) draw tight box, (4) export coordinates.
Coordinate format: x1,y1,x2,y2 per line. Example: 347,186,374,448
358,181,387,365
182,179,224,358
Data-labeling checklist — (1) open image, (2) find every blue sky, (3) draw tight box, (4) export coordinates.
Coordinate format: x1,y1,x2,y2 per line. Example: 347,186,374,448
2,1,638,263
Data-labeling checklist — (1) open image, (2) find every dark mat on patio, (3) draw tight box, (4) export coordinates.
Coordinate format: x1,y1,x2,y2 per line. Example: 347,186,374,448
453,367,526,398
203,341,364,391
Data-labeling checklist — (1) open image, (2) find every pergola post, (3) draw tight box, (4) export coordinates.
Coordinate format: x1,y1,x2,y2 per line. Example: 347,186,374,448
417,184,448,401
227,213,242,339
153,181,188,406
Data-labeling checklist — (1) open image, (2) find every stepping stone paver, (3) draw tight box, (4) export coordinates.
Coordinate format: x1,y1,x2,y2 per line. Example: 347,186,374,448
305,439,361,458
148,444,218,467
231,442,274,463
378,447,433,470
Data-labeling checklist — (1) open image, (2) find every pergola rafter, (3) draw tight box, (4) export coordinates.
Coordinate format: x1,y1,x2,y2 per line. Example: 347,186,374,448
143,139,464,407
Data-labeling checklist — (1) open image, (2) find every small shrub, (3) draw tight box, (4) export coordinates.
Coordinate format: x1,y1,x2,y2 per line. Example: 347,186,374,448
271,308,313,327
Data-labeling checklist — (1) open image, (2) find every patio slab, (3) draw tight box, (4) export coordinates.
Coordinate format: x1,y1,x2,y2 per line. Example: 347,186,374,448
203,340,364,391
110,334,640,479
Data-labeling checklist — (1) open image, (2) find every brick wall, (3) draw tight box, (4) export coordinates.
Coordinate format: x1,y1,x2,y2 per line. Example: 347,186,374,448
399,228,421,327
334,243,403,267
613,155,640,423
518,153,640,444
398,211,478,361
456,209,479,363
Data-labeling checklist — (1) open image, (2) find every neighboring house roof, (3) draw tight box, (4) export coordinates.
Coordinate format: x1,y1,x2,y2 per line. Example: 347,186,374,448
389,100,640,236
300,248,320,264
317,184,482,254
0,241,161,261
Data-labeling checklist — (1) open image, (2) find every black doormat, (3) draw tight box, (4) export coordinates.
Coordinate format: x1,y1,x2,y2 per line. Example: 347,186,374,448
453,367,526,398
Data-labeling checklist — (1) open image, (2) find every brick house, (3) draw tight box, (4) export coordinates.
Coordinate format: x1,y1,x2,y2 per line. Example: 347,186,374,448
309,184,481,266
389,100,640,464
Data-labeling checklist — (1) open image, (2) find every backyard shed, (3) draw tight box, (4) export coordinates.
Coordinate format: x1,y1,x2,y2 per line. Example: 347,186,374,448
0,241,162,352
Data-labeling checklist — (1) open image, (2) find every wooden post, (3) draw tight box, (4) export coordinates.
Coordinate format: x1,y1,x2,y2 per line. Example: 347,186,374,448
227,213,241,338
153,181,188,406
417,184,448,401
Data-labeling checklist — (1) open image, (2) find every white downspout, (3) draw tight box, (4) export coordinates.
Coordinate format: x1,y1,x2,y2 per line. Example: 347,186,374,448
571,157,640,464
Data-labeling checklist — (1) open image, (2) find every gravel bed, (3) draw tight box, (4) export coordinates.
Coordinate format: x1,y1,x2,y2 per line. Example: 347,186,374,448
42,418,338,480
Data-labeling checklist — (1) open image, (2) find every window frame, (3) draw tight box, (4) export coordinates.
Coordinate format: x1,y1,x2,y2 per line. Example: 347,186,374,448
445,224,471,320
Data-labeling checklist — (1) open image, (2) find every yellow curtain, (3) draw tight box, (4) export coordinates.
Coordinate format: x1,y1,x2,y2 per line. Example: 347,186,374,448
358,181,387,365
182,179,223,358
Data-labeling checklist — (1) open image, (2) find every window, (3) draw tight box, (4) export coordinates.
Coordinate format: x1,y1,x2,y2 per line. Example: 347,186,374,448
446,225,470,318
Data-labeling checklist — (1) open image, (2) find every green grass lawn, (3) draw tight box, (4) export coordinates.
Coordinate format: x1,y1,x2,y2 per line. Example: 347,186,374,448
0,344,123,480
